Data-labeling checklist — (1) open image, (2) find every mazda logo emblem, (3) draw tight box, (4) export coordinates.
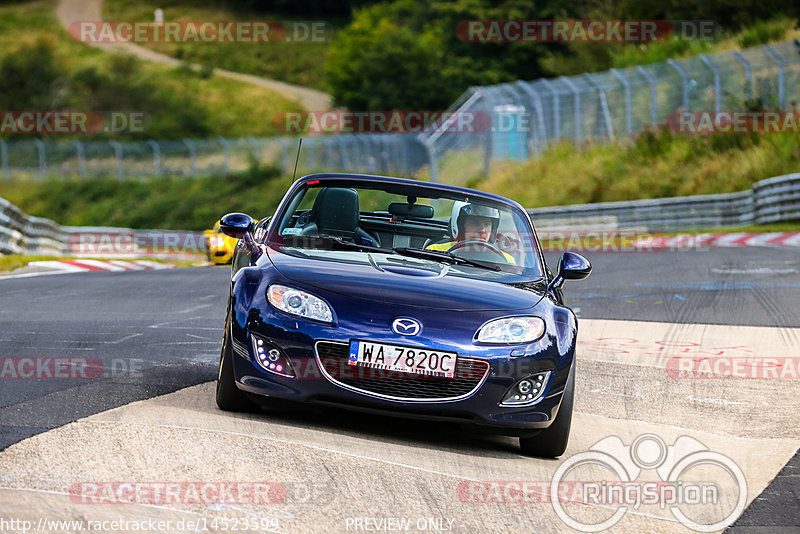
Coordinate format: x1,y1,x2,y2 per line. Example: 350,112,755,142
392,317,421,336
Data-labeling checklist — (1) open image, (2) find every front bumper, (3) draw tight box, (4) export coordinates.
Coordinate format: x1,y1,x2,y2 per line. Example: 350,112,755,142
229,303,575,436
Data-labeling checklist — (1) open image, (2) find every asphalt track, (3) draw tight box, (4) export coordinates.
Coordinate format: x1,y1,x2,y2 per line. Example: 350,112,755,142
0,247,798,532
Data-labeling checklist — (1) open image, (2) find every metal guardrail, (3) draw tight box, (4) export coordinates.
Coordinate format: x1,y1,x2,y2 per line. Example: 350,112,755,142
528,173,800,231
1,174,799,259
0,197,68,255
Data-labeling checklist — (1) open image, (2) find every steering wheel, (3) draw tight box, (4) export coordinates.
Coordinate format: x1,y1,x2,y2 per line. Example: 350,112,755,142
447,240,507,261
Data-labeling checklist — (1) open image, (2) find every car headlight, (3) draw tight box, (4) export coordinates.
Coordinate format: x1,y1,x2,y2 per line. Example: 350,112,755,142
267,284,333,323
476,316,545,344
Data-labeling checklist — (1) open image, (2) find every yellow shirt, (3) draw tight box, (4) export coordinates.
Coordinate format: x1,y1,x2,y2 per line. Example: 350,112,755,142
426,241,515,264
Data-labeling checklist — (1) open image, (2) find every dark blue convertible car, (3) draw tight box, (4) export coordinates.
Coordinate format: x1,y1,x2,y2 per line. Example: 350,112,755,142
216,174,590,457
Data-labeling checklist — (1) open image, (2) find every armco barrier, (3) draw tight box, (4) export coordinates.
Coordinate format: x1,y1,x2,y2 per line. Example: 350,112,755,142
528,173,800,231
2,173,800,259
0,197,68,255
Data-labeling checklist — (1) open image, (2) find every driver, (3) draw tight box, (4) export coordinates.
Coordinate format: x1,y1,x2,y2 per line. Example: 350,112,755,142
426,203,515,263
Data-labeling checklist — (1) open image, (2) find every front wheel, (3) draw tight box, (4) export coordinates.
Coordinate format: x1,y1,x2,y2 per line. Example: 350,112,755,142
216,308,257,412
519,363,575,458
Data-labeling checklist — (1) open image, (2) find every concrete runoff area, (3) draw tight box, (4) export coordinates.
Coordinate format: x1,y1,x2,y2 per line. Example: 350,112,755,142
1,319,798,532
1,247,799,532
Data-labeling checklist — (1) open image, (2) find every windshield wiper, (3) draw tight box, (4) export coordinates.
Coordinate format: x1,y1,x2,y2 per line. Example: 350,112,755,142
283,235,389,253
392,247,501,272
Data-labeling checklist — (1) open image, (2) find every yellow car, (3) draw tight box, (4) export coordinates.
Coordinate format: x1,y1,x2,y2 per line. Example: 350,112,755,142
204,219,238,264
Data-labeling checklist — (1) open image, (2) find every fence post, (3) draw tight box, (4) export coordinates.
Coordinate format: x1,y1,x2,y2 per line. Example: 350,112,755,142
245,136,260,164
540,79,560,140
322,137,332,170
147,140,161,177
34,139,46,179
183,139,197,177
337,137,349,171
731,51,753,100
422,138,438,182
762,45,785,109
73,140,86,178
514,80,547,154
699,54,721,113
217,137,231,174
0,140,8,181
559,76,581,140
472,87,492,176
279,137,291,173
610,68,633,134
352,135,363,172
636,66,658,125
667,59,690,111
109,140,124,181
584,73,615,141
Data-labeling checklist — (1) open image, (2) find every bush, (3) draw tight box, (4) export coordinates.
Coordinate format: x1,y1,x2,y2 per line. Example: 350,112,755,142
0,36,68,111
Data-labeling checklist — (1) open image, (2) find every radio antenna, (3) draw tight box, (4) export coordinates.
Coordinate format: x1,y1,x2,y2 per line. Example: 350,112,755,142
292,138,303,181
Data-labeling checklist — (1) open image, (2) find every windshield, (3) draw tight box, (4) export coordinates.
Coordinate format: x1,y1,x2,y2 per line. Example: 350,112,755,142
270,180,544,281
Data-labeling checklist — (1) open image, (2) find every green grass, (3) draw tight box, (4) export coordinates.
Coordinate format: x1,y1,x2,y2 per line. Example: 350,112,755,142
0,0,304,140
104,0,337,91
475,126,800,209
0,163,291,230
610,17,800,69
3,151,799,234
0,254,63,272
539,17,800,76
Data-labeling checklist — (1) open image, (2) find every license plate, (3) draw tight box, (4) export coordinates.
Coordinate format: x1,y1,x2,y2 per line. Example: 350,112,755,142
348,340,457,378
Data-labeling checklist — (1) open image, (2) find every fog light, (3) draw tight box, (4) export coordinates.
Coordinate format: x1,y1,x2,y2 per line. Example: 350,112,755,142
250,334,296,379
500,371,551,406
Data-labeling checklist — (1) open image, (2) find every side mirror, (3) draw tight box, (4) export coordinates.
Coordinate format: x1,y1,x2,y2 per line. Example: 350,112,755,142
219,213,254,239
220,212,260,255
548,252,591,292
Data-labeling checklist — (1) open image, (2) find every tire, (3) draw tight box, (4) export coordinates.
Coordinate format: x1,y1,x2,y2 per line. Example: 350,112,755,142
216,305,257,412
519,363,575,458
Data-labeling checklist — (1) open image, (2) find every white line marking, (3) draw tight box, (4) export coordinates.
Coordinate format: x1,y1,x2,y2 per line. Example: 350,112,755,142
26,261,86,272
687,395,749,406
71,259,124,271
0,270,73,280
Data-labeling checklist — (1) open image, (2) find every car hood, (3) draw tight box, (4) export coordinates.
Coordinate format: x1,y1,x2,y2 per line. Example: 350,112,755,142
266,247,544,311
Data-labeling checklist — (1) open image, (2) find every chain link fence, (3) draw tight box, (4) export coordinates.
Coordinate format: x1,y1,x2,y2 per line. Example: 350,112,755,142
2,41,799,184
0,134,428,181
420,40,800,184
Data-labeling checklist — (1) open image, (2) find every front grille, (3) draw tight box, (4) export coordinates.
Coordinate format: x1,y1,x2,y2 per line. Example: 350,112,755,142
315,341,490,401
